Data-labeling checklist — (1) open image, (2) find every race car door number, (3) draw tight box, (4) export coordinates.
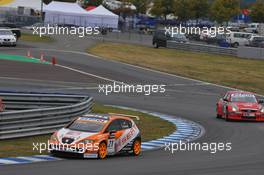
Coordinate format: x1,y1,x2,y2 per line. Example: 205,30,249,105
107,139,115,154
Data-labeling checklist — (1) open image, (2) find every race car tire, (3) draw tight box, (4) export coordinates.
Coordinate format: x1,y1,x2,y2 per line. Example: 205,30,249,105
216,114,222,119
225,110,230,122
131,138,141,156
233,42,239,48
98,142,107,159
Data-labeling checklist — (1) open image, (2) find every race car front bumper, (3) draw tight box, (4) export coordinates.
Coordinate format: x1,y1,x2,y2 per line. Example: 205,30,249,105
228,112,264,121
49,143,98,158
0,41,16,46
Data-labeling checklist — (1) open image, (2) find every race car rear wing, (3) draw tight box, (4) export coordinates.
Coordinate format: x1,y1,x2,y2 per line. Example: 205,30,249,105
109,113,140,121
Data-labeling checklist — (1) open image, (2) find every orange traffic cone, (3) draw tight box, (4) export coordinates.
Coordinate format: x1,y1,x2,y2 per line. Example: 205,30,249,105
40,53,45,62
27,50,32,58
52,57,57,65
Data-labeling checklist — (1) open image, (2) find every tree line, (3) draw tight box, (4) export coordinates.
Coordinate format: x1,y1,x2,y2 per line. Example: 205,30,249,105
150,0,264,24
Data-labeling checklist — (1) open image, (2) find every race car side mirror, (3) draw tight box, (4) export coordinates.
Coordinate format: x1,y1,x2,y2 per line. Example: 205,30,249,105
258,99,264,104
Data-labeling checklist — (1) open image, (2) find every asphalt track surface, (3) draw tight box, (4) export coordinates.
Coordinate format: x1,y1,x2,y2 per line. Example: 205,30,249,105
1,42,264,175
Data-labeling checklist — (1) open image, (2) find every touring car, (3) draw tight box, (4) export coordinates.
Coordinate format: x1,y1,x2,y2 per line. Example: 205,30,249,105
216,91,264,121
0,29,17,47
49,114,141,159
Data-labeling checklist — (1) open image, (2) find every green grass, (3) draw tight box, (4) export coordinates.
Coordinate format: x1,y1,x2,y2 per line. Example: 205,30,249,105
88,42,264,95
0,104,175,158
0,54,50,64
20,33,55,43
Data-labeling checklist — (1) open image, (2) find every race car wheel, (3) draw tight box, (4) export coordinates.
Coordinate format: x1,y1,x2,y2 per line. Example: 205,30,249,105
233,42,239,48
225,109,230,121
132,138,141,156
98,142,107,159
216,114,222,119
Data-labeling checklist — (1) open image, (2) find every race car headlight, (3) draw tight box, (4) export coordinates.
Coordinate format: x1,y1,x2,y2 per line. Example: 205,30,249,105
261,108,264,113
231,105,239,112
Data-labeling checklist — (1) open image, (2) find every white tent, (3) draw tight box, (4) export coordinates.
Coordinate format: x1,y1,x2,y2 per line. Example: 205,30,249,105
44,1,87,14
86,5,118,28
0,0,44,10
44,1,89,26
44,2,118,28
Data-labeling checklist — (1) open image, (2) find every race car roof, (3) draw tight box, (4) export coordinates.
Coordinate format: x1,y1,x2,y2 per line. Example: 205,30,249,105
228,91,254,95
81,114,109,120
81,113,139,121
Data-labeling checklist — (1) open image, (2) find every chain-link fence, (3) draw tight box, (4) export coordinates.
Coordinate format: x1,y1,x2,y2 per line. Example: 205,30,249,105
88,31,153,46
0,7,41,26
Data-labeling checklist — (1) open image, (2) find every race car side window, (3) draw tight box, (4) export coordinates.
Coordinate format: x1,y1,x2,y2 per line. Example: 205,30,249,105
119,119,132,130
105,120,122,132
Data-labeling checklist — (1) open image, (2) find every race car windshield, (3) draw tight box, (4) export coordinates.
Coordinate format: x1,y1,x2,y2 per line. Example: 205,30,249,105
0,30,13,35
231,95,257,103
67,121,104,132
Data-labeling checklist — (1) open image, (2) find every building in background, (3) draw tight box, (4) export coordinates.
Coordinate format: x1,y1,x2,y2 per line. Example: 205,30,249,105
0,0,43,25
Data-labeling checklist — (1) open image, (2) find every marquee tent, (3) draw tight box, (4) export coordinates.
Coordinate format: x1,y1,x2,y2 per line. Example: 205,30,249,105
44,1,89,26
86,5,118,28
0,0,43,10
44,2,118,28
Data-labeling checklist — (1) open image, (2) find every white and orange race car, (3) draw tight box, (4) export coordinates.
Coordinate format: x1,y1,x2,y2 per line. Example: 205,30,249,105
49,114,141,159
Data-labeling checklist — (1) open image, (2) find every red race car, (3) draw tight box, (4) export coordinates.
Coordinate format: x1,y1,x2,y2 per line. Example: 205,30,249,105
216,91,264,121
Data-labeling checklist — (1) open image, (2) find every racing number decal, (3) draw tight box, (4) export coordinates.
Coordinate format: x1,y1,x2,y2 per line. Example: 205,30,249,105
222,99,228,115
107,132,116,154
223,103,226,114
107,139,115,154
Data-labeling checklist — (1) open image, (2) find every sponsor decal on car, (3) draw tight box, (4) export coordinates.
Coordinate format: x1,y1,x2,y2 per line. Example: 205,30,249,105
115,124,139,153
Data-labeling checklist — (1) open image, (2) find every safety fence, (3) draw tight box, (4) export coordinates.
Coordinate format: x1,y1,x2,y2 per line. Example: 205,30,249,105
167,41,238,56
0,92,93,140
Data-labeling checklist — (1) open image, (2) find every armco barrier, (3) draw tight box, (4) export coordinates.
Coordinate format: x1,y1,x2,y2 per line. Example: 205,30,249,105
238,47,264,59
0,92,93,139
167,41,237,56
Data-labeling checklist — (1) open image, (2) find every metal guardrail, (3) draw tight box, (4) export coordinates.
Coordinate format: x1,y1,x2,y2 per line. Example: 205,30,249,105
238,47,264,59
167,41,238,56
0,92,93,140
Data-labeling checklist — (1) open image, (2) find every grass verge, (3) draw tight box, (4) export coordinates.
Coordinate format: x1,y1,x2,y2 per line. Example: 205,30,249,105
20,33,54,43
0,54,50,64
0,104,175,158
88,42,264,95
